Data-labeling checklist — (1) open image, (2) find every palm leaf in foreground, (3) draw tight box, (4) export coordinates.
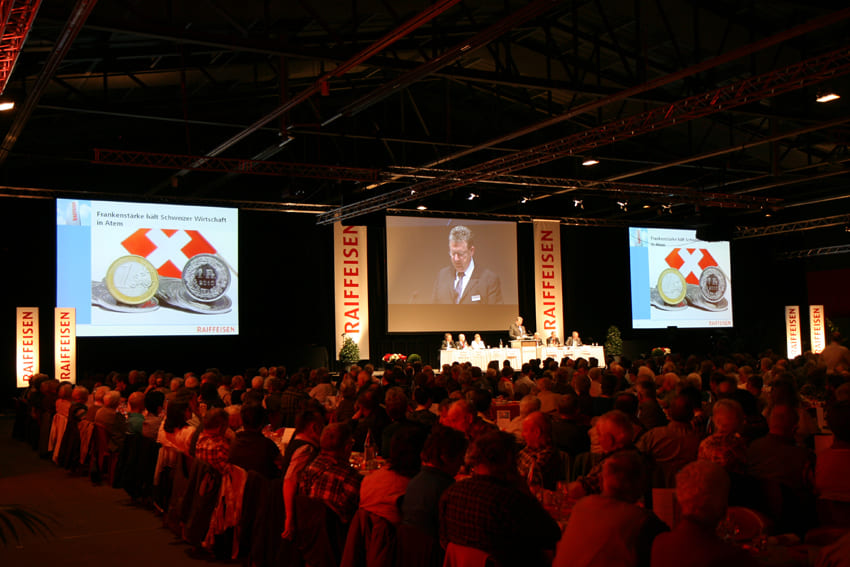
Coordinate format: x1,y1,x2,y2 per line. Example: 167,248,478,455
0,506,55,546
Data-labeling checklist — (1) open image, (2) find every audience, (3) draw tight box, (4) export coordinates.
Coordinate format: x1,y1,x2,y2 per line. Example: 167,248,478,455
297,423,362,525
651,460,758,567
555,451,668,567
439,430,561,567
15,346,850,567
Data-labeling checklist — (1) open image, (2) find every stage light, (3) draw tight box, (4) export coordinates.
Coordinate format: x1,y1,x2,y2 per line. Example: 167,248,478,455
416,205,427,210
520,196,530,204
617,200,628,212
410,189,416,195
0,100,14,111
582,158,599,166
816,92,840,103
661,203,673,214
365,183,379,190
573,199,583,209
468,193,479,201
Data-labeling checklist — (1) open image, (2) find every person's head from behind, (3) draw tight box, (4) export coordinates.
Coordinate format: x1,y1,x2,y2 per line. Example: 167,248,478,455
71,386,89,404
144,390,164,416
164,402,190,433
389,426,428,477
320,423,352,458
601,451,645,503
240,403,267,431
385,387,409,421
421,425,468,476
448,225,475,273
669,394,695,423
614,393,639,417
595,410,634,453
676,460,730,528
295,409,326,441
768,404,799,438
558,393,580,417
128,391,145,413
103,390,121,410
203,408,229,436
518,394,541,418
522,411,551,450
711,399,744,436
466,430,517,479
443,399,475,434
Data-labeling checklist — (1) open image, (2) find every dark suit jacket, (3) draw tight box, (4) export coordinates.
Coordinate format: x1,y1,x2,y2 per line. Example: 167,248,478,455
509,323,526,339
440,340,456,350
431,266,502,304
565,337,583,347
546,337,561,346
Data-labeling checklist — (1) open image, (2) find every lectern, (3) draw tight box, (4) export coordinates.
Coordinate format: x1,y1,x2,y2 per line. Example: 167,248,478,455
510,339,538,365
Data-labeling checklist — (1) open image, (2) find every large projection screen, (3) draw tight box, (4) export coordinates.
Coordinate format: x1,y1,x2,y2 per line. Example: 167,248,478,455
386,217,519,333
629,227,733,329
57,199,239,336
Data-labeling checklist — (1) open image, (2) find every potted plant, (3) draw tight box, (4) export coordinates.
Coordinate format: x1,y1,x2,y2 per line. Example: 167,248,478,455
339,334,360,370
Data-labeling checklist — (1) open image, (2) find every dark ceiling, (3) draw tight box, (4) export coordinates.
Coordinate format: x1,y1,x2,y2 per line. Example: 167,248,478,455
1,0,850,256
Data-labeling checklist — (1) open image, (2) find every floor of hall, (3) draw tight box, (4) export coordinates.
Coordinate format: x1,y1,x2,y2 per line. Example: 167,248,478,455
0,416,226,566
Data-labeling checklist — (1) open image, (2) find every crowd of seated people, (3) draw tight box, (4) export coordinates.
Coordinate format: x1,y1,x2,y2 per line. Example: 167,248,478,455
10,340,850,567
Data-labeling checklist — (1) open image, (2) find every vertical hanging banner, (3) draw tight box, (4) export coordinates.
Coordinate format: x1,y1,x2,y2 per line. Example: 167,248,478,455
810,305,826,354
16,307,39,388
533,220,563,342
55,308,77,383
785,305,802,360
334,223,370,361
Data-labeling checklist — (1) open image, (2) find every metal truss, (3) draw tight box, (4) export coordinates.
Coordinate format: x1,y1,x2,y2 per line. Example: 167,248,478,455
0,184,334,214
385,208,660,228
319,44,850,225
779,245,850,260
387,166,781,209
0,0,41,94
735,214,850,239
93,149,380,183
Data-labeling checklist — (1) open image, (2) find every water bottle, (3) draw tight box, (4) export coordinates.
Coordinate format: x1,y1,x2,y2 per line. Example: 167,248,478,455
363,429,377,470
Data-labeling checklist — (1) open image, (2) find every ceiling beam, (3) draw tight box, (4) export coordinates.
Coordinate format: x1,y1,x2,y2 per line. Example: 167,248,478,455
0,0,97,166
318,42,850,225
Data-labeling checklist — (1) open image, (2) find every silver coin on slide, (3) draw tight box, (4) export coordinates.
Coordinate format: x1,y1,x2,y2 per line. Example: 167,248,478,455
181,254,230,302
699,266,727,303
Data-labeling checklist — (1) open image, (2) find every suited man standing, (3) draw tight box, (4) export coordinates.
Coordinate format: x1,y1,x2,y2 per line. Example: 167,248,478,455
431,225,503,304
509,316,528,340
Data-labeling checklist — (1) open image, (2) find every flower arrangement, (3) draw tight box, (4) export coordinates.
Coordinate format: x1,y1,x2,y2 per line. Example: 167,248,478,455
650,347,671,357
382,353,407,363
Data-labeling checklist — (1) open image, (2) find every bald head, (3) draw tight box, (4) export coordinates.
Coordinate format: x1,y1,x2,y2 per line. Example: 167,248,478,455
522,411,551,449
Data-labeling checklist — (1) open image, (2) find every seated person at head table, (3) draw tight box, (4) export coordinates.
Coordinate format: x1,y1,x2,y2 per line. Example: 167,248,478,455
533,332,544,346
455,333,470,350
565,331,583,347
431,225,503,304
509,316,528,340
441,333,456,350
546,332,560,346
470,333,486,349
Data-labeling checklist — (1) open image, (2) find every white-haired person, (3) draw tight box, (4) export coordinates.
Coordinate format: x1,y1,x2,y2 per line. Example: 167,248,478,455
651,460,758,567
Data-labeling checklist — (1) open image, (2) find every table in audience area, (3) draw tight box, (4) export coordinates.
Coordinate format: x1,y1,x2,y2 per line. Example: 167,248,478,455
439,345,606,368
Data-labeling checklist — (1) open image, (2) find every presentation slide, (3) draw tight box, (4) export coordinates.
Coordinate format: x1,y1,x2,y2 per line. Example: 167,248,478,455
56,199,239,336
629,227,733,329
386,216,519,333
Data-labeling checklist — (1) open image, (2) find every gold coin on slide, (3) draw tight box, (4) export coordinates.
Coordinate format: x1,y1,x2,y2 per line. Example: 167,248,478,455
104,255,159,305
657,268,687,305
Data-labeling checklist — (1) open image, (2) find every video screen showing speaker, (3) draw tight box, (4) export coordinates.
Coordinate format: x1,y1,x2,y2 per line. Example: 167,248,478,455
56,199,239,336
628,227,732,329
386,216,519,333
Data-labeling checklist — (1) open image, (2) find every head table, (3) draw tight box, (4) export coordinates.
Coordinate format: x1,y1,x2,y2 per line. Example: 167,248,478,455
439,345,606,368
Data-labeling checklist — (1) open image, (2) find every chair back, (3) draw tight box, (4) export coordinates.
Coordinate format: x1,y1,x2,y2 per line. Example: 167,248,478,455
442,542,497,567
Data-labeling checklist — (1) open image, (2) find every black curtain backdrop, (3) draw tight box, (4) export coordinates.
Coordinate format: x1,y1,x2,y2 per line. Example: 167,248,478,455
3,198,848,406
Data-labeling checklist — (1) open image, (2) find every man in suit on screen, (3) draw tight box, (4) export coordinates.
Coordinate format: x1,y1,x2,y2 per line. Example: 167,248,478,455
431,225,503,304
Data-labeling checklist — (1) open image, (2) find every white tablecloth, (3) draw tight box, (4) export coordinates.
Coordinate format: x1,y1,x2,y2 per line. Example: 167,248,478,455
439,345,605,367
